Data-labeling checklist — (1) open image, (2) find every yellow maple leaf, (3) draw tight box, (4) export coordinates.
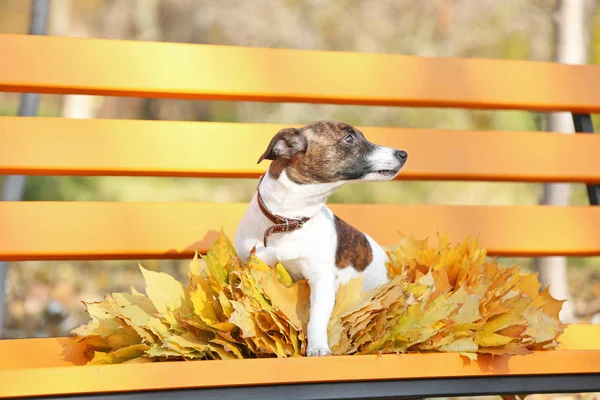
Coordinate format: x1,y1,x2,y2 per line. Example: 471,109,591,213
88,344,150,365
189,282,219,324
202,228,236,292
188,252,204,280
439,337,478,353
228,299,257,338
259,274,310,332
274,263,294,287
139,264,191,317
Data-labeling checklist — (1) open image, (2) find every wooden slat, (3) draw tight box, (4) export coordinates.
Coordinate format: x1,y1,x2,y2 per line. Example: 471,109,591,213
0,337,89,371
2,34,600,111
2,352,599,399
1,202,600,261
1,117,600,183
1,324,596,372
0,325,598,398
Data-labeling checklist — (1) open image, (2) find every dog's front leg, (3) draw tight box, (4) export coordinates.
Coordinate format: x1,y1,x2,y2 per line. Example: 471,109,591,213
252,246,278,265
306,273,336,356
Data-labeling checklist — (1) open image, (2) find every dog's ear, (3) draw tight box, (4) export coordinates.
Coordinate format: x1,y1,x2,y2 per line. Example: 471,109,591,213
257,128,307,164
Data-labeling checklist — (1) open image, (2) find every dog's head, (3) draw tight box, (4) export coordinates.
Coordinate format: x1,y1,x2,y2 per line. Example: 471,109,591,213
257,120,407,184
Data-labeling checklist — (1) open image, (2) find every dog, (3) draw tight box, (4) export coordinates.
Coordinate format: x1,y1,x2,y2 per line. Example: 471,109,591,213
234,120,407,356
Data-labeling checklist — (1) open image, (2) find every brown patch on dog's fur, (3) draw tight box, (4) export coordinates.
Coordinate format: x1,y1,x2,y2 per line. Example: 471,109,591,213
333,215,373,271
257,128,307,164
268,158,289,180
259,121,377,184
286,121,374,184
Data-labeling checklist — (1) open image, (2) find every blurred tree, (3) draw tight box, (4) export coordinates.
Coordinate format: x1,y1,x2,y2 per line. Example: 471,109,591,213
50,0,98,120
0,0,50,338
536,0,593,324
96,0,210,122
19,0,100,202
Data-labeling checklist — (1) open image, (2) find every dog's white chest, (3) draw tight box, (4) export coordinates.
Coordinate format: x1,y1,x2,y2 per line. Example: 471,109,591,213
235,196,339,280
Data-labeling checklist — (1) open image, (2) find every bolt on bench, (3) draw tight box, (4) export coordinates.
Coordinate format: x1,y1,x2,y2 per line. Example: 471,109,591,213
1,27,600,400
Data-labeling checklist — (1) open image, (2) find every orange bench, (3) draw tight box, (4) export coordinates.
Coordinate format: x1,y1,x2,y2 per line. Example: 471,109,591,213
1,31,600,399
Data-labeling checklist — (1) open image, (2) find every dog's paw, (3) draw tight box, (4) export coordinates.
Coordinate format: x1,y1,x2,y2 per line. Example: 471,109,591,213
306,347,333,357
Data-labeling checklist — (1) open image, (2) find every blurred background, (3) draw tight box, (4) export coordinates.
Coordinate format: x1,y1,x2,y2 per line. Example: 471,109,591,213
0,0,599,372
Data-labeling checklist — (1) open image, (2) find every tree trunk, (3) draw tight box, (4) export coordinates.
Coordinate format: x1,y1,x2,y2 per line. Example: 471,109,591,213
96,0,142,119
0,0,51,339
51,0,97,120
536,0,587,324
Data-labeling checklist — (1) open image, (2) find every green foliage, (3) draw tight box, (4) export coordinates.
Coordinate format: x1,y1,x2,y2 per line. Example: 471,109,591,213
22,177,99,201
503,32,532,60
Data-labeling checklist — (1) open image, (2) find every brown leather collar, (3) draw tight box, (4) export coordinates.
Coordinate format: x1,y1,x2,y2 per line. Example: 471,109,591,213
256,175,310,247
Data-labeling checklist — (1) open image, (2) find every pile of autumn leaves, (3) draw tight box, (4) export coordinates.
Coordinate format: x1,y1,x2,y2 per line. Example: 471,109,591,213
71,232,565,364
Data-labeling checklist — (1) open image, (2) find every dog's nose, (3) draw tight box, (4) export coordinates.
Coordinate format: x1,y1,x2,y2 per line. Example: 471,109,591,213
395,150,408,161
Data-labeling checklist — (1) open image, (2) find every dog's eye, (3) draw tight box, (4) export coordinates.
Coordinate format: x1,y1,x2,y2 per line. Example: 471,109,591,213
343,134,355,144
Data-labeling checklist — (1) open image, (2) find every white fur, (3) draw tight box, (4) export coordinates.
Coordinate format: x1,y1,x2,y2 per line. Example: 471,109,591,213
235,170,392,356
362,146,405,181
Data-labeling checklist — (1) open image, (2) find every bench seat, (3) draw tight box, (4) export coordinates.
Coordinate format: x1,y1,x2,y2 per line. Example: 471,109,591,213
0,325,599,399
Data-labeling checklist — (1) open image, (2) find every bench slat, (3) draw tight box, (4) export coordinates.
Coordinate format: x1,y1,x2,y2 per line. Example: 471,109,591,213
1,202,600,260
0,325,598,398
2,117,600,183
2,34,600,112
5,375,600,400
2,324,596,371
2,352,599,398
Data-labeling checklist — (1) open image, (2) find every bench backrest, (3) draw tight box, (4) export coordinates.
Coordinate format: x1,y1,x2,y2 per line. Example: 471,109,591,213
1,33,600,262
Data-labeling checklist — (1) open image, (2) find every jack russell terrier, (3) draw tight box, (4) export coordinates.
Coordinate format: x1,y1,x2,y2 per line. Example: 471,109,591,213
235,120,408,356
